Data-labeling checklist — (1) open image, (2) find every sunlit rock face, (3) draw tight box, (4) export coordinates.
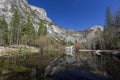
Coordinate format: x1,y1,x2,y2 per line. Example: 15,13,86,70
0,0,103,44
0,0,51,30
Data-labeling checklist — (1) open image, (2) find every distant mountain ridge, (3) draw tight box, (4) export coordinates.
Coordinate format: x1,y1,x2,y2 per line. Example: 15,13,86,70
0,0,103,45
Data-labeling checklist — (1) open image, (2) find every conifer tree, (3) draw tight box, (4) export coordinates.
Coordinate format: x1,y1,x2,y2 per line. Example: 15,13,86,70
43,26,47,35
38,22,44,36
38,21,47,36
22,14,36,45
106,6,113,28
0,16,8,45
10,10,20,45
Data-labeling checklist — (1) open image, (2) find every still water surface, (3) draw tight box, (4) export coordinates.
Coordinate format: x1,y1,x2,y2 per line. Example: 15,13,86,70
0,53,119,80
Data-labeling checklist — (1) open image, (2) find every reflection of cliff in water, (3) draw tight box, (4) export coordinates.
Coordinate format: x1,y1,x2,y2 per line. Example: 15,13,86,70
0,52,120,80
45,52,120,80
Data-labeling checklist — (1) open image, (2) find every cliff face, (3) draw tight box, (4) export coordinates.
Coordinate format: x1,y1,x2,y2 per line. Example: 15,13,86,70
0,0,103,44
0,0,51,30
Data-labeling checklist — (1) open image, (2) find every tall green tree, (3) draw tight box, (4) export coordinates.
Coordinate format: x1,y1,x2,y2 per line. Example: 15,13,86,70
38,21,47,36
38,22,44,36
114,16,120,27
10,10,20,45
22,14,36,45
106,6,113,28
43,25,47,35
0,16,8,45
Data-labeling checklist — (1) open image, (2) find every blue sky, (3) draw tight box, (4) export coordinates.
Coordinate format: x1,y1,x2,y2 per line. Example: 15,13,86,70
27,0,120,30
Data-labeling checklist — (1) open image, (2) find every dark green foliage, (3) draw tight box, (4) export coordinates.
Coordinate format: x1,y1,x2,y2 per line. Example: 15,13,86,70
106,6,113,28
43,25,47,35
0,16,8,45
38,21,47,36
38,22,44,36
9,11,36,45
22,14,36,44
10,10,21,45
114,16,120,26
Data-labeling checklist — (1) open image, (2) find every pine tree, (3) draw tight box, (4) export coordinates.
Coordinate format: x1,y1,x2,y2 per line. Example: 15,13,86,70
38,22,44,36
43,26,47,35
106,6,113,28
38,21,47,36
10,10,20,45
114,16,120,27
0,16,8,45
22,14,36,45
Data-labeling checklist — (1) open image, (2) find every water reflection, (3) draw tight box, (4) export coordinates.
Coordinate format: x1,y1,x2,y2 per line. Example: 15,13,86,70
0,52,120,80
53,69,108,80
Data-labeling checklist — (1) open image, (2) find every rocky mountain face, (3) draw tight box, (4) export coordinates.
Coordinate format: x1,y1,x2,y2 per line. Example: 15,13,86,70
0,0,103,44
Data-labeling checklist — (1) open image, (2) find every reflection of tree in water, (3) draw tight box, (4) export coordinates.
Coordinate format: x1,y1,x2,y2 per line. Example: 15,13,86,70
0,51,120,80
104,55,120,80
